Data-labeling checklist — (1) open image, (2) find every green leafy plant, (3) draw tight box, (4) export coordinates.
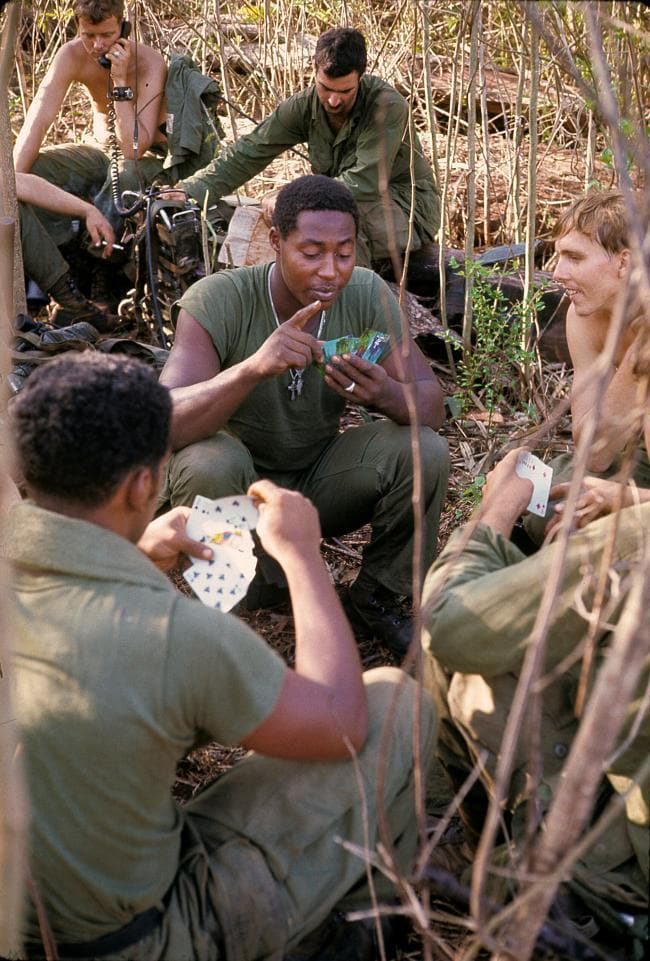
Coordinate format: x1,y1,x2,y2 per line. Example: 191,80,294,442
461,472,486,506
450,258,545,416
601,118,641,172
450,473,486,524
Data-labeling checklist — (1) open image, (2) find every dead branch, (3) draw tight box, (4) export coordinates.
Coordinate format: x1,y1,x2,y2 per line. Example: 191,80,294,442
493,532,649,959
0,1,28,951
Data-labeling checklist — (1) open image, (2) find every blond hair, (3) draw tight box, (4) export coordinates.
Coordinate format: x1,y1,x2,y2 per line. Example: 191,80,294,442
554,190,630,255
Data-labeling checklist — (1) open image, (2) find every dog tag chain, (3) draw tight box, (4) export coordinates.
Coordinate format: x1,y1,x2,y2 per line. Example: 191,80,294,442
267,265,326,400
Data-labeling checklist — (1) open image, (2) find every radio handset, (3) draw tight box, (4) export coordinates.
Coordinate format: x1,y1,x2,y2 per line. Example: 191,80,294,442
98,20,131,69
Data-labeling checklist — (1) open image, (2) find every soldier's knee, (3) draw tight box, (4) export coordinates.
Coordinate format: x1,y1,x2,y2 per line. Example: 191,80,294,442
364,666,437,747
419,428,449,489
168,438,254,505
420,427,448,467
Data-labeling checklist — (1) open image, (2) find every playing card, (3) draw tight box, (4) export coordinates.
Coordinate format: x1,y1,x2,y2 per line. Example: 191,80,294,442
321,335,357,366
184,553,255,611
217,540,257,580
317,330,390,373
515,452,553,517
183,540,257,612
186,494,259,542
189,541,257,585
213,495,259,529
184,495,259,611
359,330,391,364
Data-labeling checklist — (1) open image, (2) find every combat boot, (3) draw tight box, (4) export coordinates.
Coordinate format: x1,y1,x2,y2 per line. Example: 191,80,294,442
48,272,117,333
343,576,414,659
90,261,123,315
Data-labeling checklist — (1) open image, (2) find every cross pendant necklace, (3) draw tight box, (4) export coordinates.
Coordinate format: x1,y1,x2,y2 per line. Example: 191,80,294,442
288,369,303,401
267,265,326,401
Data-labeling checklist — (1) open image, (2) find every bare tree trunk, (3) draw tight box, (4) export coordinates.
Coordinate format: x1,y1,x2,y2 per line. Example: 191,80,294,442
0,452,27,956
435,0,466,375
462,0,480,354
510,16,526,244
0,3,28,955
522,15,538,317
0,0,26,316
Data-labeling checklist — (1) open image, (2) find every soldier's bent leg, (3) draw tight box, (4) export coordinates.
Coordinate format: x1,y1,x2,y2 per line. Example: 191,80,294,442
19,202,71,294
92,154,167,232
178,668,437,960
355,199,421,264
299,420,449,596
162,433,258,509
29,145,110,246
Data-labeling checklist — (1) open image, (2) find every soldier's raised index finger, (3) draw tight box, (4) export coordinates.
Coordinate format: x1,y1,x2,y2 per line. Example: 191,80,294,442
285,301,323,327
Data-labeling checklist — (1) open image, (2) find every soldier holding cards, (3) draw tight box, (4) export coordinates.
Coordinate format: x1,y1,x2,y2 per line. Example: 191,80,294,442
159,175,449,657
419,188,649,952
420,444,649,952
8,352,435,960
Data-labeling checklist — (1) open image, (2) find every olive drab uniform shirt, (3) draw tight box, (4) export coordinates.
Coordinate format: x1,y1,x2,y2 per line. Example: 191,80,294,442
178,75,441,262
421,504,650,921
8,502,287,943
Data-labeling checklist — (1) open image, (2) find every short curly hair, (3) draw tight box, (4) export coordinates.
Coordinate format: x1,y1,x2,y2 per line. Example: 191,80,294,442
314,28,367,77
13,353,171,506
272,175,359,239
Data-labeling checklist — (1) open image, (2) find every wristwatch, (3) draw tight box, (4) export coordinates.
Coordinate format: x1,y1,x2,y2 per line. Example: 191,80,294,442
111,85,134,101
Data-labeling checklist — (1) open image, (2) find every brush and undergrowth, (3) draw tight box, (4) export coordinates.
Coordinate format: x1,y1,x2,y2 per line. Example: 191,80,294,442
2,1,649,959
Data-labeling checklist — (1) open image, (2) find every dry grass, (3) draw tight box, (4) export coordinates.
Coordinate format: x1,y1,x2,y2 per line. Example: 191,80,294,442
5,2,648,957
10,2,644,254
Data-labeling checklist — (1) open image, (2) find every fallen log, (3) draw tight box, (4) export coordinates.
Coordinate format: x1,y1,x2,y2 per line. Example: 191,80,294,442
404,246,570,365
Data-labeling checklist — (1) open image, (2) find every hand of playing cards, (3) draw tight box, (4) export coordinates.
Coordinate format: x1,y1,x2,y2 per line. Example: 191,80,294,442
183,495,259,611
515,452,553,517
316,329,391,374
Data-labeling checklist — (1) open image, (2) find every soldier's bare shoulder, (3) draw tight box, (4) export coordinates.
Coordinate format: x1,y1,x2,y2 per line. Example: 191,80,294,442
54,37,102,83
133,43,167,85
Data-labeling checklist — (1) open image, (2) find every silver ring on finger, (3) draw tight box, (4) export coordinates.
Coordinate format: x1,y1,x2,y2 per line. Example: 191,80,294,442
344,381,355,393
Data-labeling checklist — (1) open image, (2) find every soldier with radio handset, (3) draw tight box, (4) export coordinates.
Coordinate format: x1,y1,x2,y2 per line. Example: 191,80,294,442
13,0,168,329
97,17,131,69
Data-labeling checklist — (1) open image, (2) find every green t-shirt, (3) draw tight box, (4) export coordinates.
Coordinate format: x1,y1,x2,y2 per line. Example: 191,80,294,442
8,502,287,941
175,263,404,472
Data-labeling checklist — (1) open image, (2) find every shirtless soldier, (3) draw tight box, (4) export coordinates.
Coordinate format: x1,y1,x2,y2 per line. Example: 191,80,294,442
13,0,167,327
523,190,650,546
